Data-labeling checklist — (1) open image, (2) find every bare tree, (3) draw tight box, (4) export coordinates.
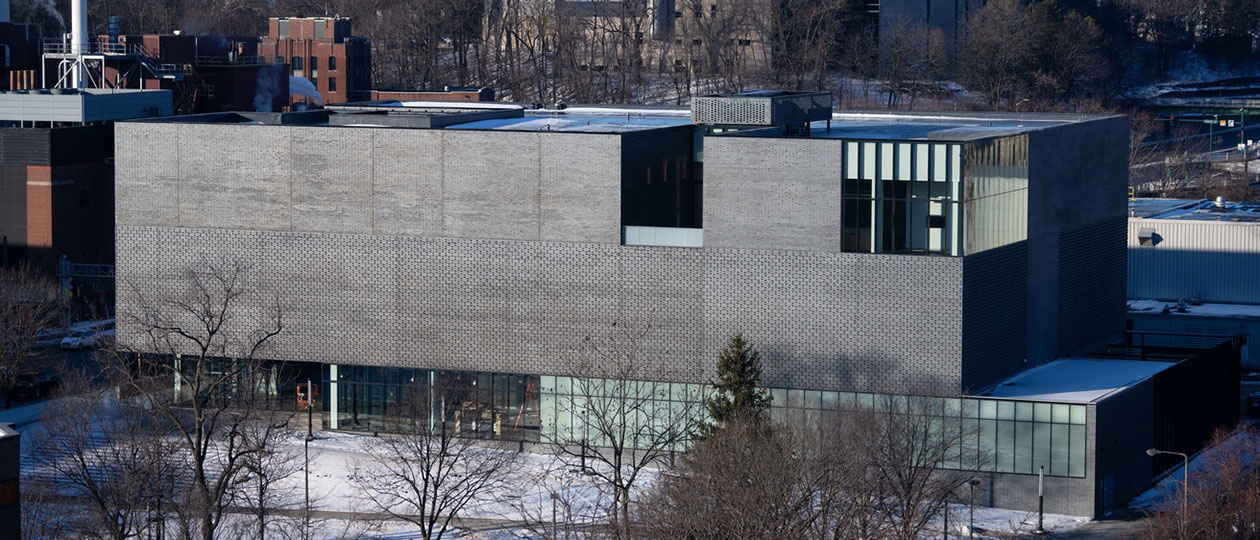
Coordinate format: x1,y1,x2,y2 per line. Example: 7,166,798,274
1143,425,1260,540
508,460,610,540
849,394,977,540
0,263,61,409
26,370,177,540
638,417,827,539
637,384,980,540
232,416,304,540
547,321,705,537
20,476,73,540
351,386,520,540
115,256,287,540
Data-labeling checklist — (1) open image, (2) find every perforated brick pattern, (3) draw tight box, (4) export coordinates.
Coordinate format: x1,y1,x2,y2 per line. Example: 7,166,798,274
691,96,771,125
116,225,966,393
690,92,831,126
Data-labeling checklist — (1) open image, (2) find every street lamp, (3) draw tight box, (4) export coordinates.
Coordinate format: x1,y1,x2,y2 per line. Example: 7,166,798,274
1147,448,1190,532
968,478,981,540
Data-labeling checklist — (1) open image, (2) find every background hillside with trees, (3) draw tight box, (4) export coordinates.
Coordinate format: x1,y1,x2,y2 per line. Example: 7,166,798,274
11,0,1260,109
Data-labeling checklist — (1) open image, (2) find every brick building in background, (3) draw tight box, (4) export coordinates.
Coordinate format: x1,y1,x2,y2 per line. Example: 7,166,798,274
260,17,371,105
0,89,171,273
85,33,290,114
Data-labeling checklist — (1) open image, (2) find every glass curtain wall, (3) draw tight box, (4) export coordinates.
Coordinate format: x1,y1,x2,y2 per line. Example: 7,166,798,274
962,135,1030,253
842,141,962,255
538,375,709,450
322,364,542,441
177,359,1086,479
769,388,1088,478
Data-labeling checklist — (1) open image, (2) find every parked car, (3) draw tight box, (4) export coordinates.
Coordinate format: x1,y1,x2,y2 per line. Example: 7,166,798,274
60,329,101,350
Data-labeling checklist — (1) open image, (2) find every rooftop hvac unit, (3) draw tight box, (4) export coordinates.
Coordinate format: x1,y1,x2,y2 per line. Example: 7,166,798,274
690,90,831,128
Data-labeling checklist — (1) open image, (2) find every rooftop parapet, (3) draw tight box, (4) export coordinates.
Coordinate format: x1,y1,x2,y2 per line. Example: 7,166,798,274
690,90,831,129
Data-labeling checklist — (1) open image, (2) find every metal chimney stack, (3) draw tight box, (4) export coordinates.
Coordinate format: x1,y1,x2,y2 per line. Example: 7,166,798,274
70,0,87,88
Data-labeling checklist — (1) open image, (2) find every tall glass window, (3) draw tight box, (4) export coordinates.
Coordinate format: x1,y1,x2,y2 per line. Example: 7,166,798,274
841,142,960,255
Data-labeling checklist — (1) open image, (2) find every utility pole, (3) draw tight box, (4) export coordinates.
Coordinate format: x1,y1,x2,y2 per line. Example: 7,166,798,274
1210,114,1218,152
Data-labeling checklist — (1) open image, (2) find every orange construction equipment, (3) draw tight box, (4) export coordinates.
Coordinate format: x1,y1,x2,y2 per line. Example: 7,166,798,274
296,383,319,410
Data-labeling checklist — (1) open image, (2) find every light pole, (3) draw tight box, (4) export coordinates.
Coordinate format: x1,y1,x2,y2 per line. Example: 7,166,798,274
304,378,314,539
968,478,981,540
1147,448,1190,533
580,408,589,474
1210,114,1218,152
550,491,558,539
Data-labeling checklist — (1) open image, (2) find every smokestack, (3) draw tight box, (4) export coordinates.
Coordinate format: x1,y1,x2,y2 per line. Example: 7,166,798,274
71,0,87,88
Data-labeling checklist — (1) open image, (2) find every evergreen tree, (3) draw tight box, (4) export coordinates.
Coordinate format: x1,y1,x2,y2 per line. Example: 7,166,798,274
704,331,771,432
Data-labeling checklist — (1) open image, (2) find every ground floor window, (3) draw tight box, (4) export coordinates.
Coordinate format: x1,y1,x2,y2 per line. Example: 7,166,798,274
172,358,1087,478
769,388,1089,478
322,364,541,441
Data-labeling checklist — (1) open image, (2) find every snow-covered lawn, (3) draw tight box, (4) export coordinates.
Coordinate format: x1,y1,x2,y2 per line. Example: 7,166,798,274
244,430,1090,539
22,426,1090,539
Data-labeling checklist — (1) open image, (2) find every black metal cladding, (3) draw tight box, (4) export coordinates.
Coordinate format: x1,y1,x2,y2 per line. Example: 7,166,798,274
0,129,50,166
1150,337,1242,476
49,125,114,166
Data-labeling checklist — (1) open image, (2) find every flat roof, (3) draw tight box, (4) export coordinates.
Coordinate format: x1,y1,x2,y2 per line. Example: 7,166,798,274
448,113,692,133
1129,299,1260,318
714,111,1092,141
1130,197,1260,222
132,100,1114,140
0,88,173,123
977,359,1175,404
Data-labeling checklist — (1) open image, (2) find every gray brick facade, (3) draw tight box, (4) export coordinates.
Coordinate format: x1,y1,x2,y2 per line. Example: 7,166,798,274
116,225,964,392
702,137,845,253
115,123,623,244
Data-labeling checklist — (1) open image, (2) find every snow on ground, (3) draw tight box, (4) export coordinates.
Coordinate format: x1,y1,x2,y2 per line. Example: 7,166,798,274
21,424,1090,539
239,430,1088,539
938,504,1088,539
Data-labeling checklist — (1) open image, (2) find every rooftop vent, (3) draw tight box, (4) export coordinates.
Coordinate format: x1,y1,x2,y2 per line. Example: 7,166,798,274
690,90,831,129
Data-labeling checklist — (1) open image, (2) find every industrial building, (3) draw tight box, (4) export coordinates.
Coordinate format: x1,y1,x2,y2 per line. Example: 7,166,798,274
260,16,371,105
0,0,288,274
0,88,170,273
114,94,1238,517
1127,197,1260,367
0,423,18,540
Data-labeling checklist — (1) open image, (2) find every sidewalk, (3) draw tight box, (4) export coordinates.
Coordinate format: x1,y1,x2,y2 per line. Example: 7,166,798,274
1044,518,1144,539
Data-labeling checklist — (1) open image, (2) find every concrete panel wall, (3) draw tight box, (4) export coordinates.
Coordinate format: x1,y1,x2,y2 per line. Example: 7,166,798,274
116,123,623,245
702,137,844,252
1128,219,1260,303
116,225,965,393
